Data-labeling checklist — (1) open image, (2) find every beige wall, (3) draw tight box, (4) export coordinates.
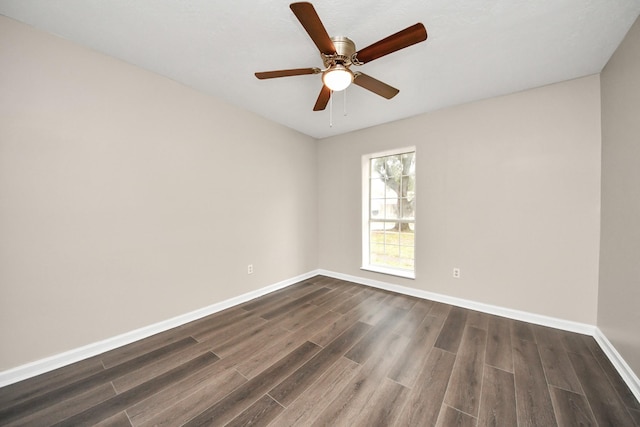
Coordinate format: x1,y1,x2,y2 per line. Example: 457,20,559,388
0,17,318,370
3,11,632,376
599,16,640,376
318,75,602,324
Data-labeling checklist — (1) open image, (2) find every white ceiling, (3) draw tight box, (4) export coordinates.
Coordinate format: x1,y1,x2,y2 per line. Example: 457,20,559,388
1,0,639,139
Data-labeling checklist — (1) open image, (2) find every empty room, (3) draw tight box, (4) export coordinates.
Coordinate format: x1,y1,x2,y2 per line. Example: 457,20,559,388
1,1,639,426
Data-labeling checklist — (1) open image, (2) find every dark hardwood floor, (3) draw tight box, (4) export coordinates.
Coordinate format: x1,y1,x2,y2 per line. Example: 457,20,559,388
1,275,638,426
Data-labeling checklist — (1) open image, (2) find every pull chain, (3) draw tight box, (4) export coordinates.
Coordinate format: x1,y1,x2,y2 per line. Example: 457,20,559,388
329,89,348,128
344,88,348,116
329,90,333,127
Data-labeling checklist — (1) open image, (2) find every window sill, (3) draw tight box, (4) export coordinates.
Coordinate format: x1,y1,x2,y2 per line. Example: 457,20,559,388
361,265,415,280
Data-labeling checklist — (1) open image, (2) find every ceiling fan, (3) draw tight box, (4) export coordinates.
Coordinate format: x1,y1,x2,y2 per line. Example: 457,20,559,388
255,2,428,111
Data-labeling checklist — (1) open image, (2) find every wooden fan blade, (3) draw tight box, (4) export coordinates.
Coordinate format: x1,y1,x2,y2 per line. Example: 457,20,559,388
255,68,320,79
353,73,399,99
313,85,331,111
290,2,336,55
355,23,427,64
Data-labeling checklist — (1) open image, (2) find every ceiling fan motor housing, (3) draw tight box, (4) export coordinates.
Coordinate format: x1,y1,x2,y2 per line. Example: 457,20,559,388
323,36,357,67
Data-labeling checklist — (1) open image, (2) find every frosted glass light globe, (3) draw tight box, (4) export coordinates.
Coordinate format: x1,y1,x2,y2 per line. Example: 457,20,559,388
322,65,354,91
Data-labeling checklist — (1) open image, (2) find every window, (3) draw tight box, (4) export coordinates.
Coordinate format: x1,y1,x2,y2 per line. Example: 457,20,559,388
362,148,416,278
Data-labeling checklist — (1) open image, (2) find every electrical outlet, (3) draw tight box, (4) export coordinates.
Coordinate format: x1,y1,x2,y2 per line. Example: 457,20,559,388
247,264,254,274
453,267,461,278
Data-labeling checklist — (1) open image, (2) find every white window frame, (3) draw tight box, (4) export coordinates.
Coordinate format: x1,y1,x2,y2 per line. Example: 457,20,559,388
361,146,416,279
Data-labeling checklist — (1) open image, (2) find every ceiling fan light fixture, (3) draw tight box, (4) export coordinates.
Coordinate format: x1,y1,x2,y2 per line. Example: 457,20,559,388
322,64,354,91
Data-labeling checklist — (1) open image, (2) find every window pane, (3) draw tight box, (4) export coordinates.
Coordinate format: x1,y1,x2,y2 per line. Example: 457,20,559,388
403,175,415,197
384,185,398,199
402,152,415,169
401,258,415,270
370,198,385,219
370,221,386,231
370,178,386,198
400,243,414,260
400,228,415,246
369,223,385,254
370,243,385,256
384,230,400,245
370,252,386,266
384,244,401,258
399,198,414,220
383,199,398,220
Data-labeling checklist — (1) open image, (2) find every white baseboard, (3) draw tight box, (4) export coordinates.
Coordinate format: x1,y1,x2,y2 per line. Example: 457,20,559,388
318,269,596,335
593,328,640,403
0,270,321,388
319,269,640,403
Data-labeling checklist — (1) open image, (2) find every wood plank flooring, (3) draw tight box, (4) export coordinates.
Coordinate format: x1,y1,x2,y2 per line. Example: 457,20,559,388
1,275,638,426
